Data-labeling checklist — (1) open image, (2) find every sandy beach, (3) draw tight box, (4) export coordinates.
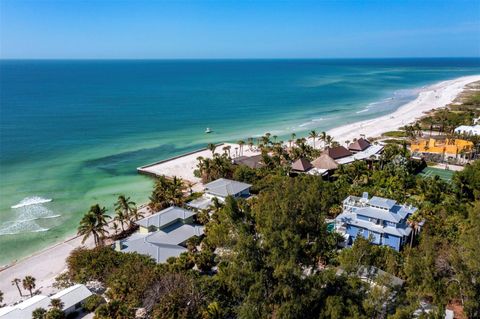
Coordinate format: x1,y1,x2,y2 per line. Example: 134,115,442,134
1,74,479,306
326,75,480,143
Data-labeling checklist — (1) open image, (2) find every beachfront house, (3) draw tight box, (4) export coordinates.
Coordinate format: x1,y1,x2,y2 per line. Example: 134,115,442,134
309,154,339,176
203,178,252,201
348,138,371,153
116,206,204,263
233,154,265,169
454,124,480,136
410,138,473,157
324,146,352,160
291,157,313,174
187,178,252,211
335,192,417,251
0,284,92,319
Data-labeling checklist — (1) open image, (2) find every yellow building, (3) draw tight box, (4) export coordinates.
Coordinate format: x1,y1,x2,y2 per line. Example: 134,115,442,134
410,138,473,156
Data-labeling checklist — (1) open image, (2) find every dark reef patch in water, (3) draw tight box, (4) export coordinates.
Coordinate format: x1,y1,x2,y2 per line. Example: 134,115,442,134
83,143,202,176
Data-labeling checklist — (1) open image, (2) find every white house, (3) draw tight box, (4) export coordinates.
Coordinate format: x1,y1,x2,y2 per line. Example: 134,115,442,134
203,178,252,201
116,206,204,263
187,178,252,211
0,284,92,319
454,124,480,136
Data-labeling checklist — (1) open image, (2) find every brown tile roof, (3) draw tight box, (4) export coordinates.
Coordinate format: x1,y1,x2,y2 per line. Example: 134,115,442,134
233,155,265,169
291,157,313,172
311,154,339,170
348,138,371,151
323,146,352,160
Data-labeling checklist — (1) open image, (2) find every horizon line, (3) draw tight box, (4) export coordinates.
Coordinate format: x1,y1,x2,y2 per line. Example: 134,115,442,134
1,56,480,61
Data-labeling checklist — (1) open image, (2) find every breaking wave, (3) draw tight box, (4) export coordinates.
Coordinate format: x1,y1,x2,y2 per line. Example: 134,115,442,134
0,198,60,236
11,196,53,209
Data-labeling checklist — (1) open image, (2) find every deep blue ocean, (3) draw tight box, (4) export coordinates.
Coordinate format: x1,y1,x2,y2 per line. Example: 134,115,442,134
1,58,479,264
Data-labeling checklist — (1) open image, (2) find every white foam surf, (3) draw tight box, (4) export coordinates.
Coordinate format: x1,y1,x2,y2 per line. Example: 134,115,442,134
11,196,53,209
0,200,60,236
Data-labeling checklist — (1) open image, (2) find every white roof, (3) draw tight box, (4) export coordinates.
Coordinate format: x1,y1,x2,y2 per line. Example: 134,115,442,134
204,178,251,198
137,206,195,229
0,295,51,319
0,285,91,319
50,284,92,310
454,124,480,135
336,144,384,164
186,195,213,210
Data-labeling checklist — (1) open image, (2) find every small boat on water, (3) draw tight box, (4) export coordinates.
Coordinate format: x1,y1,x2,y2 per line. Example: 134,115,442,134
205,128,212,134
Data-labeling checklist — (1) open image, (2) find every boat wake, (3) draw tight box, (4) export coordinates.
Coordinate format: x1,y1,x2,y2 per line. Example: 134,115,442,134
0,197,60,236
11,196,53,209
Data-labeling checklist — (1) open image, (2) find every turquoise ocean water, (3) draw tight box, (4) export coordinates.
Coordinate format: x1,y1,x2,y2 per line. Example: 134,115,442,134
1,58,480,265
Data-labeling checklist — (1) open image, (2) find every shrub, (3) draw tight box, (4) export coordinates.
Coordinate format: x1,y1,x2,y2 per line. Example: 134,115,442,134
83,294,105,312
382,131,407,138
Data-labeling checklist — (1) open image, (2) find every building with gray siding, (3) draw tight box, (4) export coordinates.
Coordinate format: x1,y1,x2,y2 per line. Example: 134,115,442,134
335,193,418,251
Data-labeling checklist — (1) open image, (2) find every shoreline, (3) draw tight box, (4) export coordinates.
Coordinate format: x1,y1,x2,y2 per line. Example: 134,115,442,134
325,75,480,143
1,74,479,305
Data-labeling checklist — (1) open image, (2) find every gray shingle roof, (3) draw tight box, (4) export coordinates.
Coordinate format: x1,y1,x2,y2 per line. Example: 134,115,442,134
136,206,195,229
204,178,251,198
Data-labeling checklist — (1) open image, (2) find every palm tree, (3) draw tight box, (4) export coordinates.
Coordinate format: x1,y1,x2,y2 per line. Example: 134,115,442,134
128,207,144,226
345,140,350,147
207,143,217,156
22,276,36,297
222,145,231,157
32,308,47,319
78,212,102,246
168,176,186,206
237,140,245,156
77,204,109,246
309,130,319,149
291,133,296,145
114,195,136,230
50,298,64,310
11,278,22,297
261,135,270,146
407,213,422,248
91,204,110,234
112,221,119,235
247,137,254,151
325,135,334,147
272,135,278,143
320,131,327,147
113,209,128,232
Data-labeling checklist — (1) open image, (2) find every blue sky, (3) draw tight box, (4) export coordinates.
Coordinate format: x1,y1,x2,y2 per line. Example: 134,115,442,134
1,0,479,59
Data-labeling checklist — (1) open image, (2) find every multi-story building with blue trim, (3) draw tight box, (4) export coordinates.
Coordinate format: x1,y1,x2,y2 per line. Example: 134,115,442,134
335,193,417,251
